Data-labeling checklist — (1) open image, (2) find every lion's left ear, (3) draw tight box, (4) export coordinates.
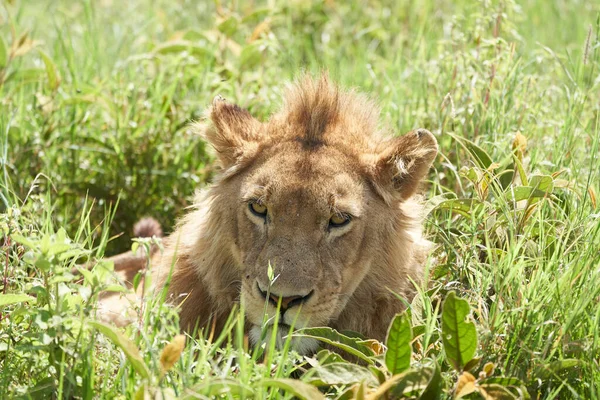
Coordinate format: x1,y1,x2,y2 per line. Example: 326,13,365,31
196,97,263,168
367,128,438,203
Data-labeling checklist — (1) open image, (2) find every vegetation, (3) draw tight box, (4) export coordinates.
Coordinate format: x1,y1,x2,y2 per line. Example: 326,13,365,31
1,0,599,398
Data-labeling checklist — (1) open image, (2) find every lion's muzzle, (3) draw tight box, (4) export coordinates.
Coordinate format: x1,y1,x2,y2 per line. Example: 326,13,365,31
256,280,314,315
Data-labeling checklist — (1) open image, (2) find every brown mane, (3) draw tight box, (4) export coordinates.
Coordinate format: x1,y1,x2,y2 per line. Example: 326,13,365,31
273,75,380,151
99,75,438,353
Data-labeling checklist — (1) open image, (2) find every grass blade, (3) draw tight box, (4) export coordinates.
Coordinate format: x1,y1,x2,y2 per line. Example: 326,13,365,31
88,321,150,380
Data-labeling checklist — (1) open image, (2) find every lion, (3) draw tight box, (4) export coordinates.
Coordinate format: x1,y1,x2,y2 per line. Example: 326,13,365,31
100,74,438,354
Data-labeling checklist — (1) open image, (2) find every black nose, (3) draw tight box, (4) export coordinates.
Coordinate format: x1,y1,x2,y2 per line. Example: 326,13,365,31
257,284,313,311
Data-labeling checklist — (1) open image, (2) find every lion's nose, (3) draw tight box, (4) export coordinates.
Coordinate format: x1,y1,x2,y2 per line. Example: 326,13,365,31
269,293,305,310
257,283,313,311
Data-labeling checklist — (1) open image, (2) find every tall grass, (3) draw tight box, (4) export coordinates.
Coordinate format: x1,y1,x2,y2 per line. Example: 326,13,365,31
1,0,599,398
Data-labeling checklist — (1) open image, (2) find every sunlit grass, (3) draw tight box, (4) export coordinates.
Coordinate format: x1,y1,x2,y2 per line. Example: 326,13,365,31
1,0,599,398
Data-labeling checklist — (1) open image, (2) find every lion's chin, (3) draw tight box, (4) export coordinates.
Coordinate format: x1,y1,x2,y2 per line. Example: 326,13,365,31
248,325,319,355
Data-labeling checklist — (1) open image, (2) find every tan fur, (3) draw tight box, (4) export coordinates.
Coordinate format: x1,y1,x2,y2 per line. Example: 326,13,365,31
100,75,437,351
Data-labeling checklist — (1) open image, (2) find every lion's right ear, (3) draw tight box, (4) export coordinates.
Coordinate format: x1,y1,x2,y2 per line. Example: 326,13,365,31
365,128,438,204
196,97,263,168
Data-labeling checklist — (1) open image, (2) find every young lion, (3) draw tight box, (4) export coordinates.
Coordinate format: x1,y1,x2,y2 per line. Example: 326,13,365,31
102,75,438,354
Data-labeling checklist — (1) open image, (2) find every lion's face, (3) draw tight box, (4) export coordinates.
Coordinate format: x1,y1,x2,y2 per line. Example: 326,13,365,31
200,76,437,352
235,142,383,351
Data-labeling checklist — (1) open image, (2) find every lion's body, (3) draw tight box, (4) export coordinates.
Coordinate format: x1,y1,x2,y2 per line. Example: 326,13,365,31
101,75,437,352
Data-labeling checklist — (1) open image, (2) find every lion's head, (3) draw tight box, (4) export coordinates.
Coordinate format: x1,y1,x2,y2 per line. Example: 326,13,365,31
180,75,438,353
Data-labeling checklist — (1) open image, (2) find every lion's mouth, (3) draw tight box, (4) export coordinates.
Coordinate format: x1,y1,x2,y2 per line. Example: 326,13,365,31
248,323,319,355
256,282,315,310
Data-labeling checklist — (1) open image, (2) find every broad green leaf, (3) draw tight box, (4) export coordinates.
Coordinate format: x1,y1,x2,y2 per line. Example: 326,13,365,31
304,362,376,386
0,293,36,307
369,365,386,385
315,349,345,365
506,186,550,202
412,324,426,338
58,248,90,261
0,36,7,68
367,369,414,399
464,140,493,169
34,255,51,271
339,329,366,339
240,43,262,69
89,321,150,380
385,312,412,374
92,260,115,283
30,286,49,305
498,168,515,190
463,357,481,371
386,363,443,399
433,199,484,218
132,271,143,291
423,193,455,217
38,49,60,90
449,133,493,169
408,364,443,400
480,377,530,399
479,383,519,399
261,378,324,400
40,234,50,254
292,327,374,364
441,291,477,371
463,357,481,372
217,16,239,37
459,166,481,185
529,174,554,193
76,266,95,284
48,243,72,257
10,234,37,250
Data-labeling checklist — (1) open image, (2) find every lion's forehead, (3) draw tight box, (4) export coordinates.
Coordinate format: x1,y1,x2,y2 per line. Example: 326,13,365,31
243,145,366,211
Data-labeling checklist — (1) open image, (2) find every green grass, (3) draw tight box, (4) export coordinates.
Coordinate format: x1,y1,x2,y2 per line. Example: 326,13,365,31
1,0,600,398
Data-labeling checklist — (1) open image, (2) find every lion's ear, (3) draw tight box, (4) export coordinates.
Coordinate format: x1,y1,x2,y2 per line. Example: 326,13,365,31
198,97,263,168
368,128,438,203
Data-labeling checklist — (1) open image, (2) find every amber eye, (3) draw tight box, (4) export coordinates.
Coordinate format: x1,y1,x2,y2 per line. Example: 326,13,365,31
329,213,351,228
249,201,268,218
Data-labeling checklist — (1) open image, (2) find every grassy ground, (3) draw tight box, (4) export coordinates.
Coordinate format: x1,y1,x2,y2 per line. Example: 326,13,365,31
1,0,599,398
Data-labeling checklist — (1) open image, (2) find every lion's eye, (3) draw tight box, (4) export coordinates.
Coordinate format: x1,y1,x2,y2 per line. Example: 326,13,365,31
249,201,268,218
329,213,351,228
